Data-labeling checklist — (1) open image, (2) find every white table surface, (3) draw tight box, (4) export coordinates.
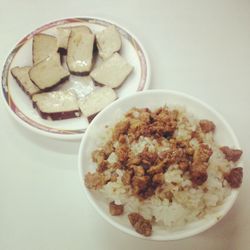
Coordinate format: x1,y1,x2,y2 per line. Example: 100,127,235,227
0,0,249,249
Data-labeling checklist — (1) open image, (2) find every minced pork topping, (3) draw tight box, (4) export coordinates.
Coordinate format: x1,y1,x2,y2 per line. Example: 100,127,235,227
84,106,243,236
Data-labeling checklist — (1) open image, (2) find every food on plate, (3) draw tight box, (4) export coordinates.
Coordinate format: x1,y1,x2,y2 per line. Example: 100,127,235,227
84,106,243,236
85,172,106,189
109,201,124,216
224,167,243,188
78,86,117,120
199,119,215,133
32,34,57,64
11,66,40,96
90,53,133,88
96,25,122,59
57,25,92,54
32,90,80,120
128,212,152,236
220,146,243,162
29,53,70,91
11,23,133,121
66,28,95,75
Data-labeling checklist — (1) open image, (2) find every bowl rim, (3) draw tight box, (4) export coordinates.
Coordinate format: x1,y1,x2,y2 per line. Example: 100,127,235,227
78,89,241,240
1,16,151,141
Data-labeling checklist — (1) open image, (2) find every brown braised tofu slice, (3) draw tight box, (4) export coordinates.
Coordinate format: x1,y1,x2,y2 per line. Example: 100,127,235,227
32,33,58,64
78,86,117,121
57,25,92,54
11,66,40,96
32,90,80,120
29,53,70,91
66,28,95,75
96,25,122,59
90,53,133,88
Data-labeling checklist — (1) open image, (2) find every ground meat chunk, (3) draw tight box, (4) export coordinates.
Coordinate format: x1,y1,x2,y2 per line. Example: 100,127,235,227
190,163,208,185
158,150,168,160
122,170,133,185
193,144,213,163
139,109,151,123
159,148,185,165
199,120,216,133
131,175,150,194
178,161,190,171
103,141,114,156
97,160,108,173
147,164,164,175
133,165,145,176
92,150,106,165
84,172,106,190
176,140,189,148
115,144,129,163
134,108,177,138
150,120,176,138
156,186,173,202
109,201,124,216
127,154,141,167
139,148,158,165
128,116,143,131
152,173,164,185
113,120,130,140
191,129,203,143
140,187,155,199
128,213,152,237
125,108,178,140
220,146,243,162
190,144,212,185
118,134,127,143
224,167,243,188
186,147,195,156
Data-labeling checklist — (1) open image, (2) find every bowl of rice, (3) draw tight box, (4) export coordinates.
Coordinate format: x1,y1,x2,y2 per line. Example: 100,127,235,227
78,89,243,240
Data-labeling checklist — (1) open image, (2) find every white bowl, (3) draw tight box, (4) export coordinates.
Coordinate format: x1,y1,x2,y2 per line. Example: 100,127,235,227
78,89,242,240
1,17,150,140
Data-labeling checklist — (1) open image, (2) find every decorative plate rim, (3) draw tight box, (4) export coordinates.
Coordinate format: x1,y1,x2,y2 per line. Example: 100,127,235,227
1,16,151,140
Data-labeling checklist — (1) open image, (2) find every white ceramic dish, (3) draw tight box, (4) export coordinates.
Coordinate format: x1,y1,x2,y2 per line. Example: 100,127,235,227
78,89,242,240
1,17,150,140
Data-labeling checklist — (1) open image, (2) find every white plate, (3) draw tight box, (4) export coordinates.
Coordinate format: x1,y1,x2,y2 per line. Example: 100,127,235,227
1,17,150,140
78,89,243,240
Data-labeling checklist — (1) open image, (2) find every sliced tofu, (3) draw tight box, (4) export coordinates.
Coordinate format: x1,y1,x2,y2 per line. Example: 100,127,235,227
78,86,117,119
66,28,95,75
29,53,70,91
96,25,122,59
90,53,133,88
32,90,81,120
32,34,58,64
57,25,92,53
11,66,40,96
64,75,95,98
